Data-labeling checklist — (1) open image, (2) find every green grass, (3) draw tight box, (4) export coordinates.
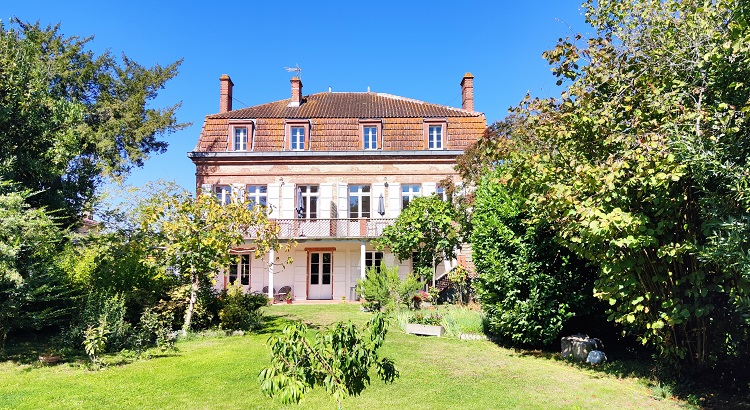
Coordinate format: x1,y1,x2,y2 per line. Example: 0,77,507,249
0,303,687,409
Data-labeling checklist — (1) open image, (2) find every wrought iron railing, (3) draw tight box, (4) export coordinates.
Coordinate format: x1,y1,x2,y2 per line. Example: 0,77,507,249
263,218,395,239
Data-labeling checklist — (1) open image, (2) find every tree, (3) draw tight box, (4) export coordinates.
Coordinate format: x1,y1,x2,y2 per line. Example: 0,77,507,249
491,0,750,369
0,19,186,227
375,195,460,287
259,312,398,408
472,169,599,346
141,189,285,334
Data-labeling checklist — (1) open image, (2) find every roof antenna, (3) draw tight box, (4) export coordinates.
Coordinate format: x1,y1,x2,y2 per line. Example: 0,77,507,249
284,64,302,81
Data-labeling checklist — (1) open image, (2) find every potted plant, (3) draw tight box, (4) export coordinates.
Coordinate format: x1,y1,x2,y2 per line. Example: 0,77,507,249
406,311,445,337
285,291,293,304
38,347,61,364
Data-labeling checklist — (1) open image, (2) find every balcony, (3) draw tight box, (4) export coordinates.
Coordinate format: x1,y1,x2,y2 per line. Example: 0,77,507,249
265,218,395,240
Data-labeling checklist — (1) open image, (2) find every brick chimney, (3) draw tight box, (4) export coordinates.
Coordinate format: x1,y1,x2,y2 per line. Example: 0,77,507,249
461,72,474,111
289,76,303,107
219,74,233,113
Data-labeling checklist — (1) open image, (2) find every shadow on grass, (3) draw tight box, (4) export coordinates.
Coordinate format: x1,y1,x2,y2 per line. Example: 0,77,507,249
497,340,750,409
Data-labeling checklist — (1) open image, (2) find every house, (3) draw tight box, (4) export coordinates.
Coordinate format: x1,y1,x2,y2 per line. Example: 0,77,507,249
188,73,486,301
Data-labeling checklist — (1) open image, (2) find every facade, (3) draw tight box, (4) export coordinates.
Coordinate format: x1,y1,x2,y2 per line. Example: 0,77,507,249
189,74,486,301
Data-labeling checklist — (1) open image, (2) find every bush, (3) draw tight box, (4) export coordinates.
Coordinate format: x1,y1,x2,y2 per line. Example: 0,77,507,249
356,263,401,312
472,170,601,346
218,284,266,331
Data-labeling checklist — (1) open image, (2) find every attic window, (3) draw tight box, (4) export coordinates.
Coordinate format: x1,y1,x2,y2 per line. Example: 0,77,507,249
285,119,310,151
359,119,382,150
228,121,254,151
423,118,446,150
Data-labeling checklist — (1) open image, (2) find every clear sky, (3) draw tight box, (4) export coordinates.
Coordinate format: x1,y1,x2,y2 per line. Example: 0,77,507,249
5,1,589,193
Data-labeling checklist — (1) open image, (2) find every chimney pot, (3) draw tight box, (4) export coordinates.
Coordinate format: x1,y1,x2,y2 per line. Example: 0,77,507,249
219,74,234,113
460,72,474,112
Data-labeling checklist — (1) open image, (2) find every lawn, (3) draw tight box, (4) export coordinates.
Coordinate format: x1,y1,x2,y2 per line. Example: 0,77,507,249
0,303,686,409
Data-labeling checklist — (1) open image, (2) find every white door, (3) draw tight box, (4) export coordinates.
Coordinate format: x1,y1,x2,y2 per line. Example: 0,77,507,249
308,252,333,300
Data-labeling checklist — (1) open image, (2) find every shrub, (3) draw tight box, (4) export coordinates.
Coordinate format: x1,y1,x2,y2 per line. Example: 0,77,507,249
356,263,401,312
138,307,176,352
472,170,601,346
218,284,266,331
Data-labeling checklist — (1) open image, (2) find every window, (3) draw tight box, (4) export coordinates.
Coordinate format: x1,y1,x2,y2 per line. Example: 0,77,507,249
234,127,248,151
229,121,254,151
247,185,267,209
359,119,382,150
401,184,421,209
227,254,250,287
310,252,332,285
349,185,371,218
297,185,319,219
363,126,377,150
423,119,446,150
428,125,443,149
214,185,232,205
291,126,305,150
365,251,384,274
285,119,310,151
240,255,250,286
436,186,447,201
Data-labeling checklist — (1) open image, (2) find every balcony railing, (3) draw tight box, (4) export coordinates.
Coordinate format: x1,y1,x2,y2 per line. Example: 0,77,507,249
265,218,395,239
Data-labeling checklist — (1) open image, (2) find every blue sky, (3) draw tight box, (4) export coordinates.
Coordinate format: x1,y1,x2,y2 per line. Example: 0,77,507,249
5,1,589,193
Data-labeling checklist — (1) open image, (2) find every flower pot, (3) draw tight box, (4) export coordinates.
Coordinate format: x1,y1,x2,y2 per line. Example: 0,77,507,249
286,299,292,304
38,355,61,364
406,323,445,337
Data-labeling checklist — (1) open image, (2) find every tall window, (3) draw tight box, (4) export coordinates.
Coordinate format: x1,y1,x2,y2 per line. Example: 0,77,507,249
247,185,267,209
310,252,331,285
214,185,232,205
436,186,447,201
428,125,443,149
365,251,384,274
227,254,250,287
349,185,371,218
298,185,319,219
291,126,305,150
401,184,421,209
363,126,377,150
240,255,250,285
234,127,248,151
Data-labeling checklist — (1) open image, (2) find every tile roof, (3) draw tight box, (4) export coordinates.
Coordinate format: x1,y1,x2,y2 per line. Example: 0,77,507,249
210,92,480,119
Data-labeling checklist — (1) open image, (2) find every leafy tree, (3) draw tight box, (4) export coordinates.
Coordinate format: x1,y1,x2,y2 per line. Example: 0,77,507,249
489,0,750,369
259,312,398,408
0,19,186,226
472,169,599,346
375,195,460,287
0,182,79,348
141,189,285,334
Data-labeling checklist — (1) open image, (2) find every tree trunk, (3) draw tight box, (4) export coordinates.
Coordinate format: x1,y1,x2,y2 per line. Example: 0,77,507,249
183,272,199,336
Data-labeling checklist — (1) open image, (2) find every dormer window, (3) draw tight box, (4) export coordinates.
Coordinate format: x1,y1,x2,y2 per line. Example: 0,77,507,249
234,127,248,150
291,127,305,150
359,119,382,150
423,118,446,150
428,125,442,149
228,120,254,151
285,119,310,151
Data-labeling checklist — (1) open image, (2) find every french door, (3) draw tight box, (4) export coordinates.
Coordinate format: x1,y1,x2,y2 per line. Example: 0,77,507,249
308,252,332,300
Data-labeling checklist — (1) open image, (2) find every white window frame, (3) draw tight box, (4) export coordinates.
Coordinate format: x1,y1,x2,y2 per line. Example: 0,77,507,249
348,185,371,218
214,185,232,205
298,185,319,219
234,126,248,151
291,126,305,151
365,251,384,274
428,125,443,149
363,126,377,150
246,185,267,209
401,184,421,209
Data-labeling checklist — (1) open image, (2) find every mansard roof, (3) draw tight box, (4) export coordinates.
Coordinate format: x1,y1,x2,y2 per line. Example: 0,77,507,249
210,92,480,119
